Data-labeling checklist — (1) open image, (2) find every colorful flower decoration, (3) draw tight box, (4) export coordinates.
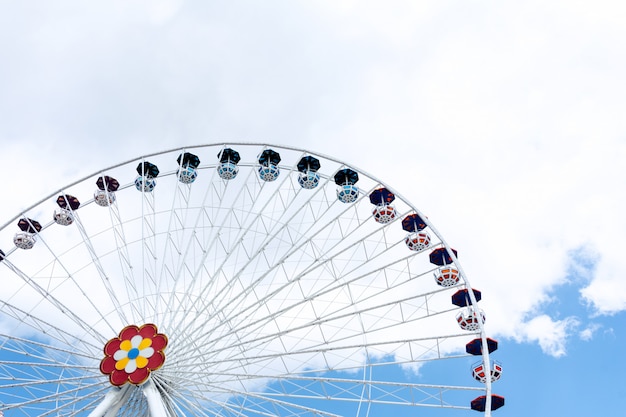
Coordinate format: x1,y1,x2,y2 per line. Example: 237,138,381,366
100,324,168,386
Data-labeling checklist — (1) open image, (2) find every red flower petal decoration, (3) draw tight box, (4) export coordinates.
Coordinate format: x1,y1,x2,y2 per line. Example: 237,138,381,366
110,369,129,386
100,323,168,386
104,338,121,356
151,334,168,351
129,367,150,385
139,323,158,339
147,351,166,370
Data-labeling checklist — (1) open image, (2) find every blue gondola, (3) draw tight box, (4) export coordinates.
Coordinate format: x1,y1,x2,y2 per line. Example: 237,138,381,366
334,168,359,203
177,152,200,184
297,156,321,189
258,149,281,182
218,148,241,180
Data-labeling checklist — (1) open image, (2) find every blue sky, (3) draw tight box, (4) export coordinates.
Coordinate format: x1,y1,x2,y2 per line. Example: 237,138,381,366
1,0,626,415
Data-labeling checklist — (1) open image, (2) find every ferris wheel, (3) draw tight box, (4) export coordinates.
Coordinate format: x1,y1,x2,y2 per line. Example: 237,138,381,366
0,143,504,416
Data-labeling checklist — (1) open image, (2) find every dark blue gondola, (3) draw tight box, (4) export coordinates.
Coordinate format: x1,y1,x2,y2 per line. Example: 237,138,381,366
297,156,321,189
401,213,427,232
297,156,321,173
177,152,201,168
429,247,458,266
217,148,241,180
257,149,281,182
136,161,160,178
466,338,498,355
176,152,201,184
471,395,505,412
334,168,360,203
258,149,281,166
451,288,482,307
369,188,395,205
334,168,359,185
218,148,241,164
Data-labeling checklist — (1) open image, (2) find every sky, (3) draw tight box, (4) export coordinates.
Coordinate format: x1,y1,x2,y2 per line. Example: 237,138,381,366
1,0,626,415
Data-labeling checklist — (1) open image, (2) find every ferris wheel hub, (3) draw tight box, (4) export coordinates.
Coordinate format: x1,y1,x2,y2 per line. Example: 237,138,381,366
100,324,168,387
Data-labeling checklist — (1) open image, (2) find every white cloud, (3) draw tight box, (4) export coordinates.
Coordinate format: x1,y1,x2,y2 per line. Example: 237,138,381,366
515,314,579,358
579,323,601,341
581,257,626,315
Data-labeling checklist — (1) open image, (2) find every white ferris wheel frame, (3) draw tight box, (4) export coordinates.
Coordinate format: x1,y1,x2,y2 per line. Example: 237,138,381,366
0,143,497,416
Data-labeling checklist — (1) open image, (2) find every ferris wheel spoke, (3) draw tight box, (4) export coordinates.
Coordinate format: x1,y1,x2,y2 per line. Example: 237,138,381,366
0,372,101,389
165,341,466,385
0,303,101,355
154,163,229,329
39,390,110,417
1,259,107,343
200,194,414,321
167,299,463,379
260,375,481,408
100,188,144,324
6,215,123,341
2,379,106,412
170,388,295,417
166,306,464,383
165,203,403,354
0,337,104,412
169,160,336,299
167,183,253,330
135,184,159,326
2,381,107,417
168,250,454,365
70,210,133,329
179,372,478,416
162,163,317,340
168,291,442,370
198,384,347,417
